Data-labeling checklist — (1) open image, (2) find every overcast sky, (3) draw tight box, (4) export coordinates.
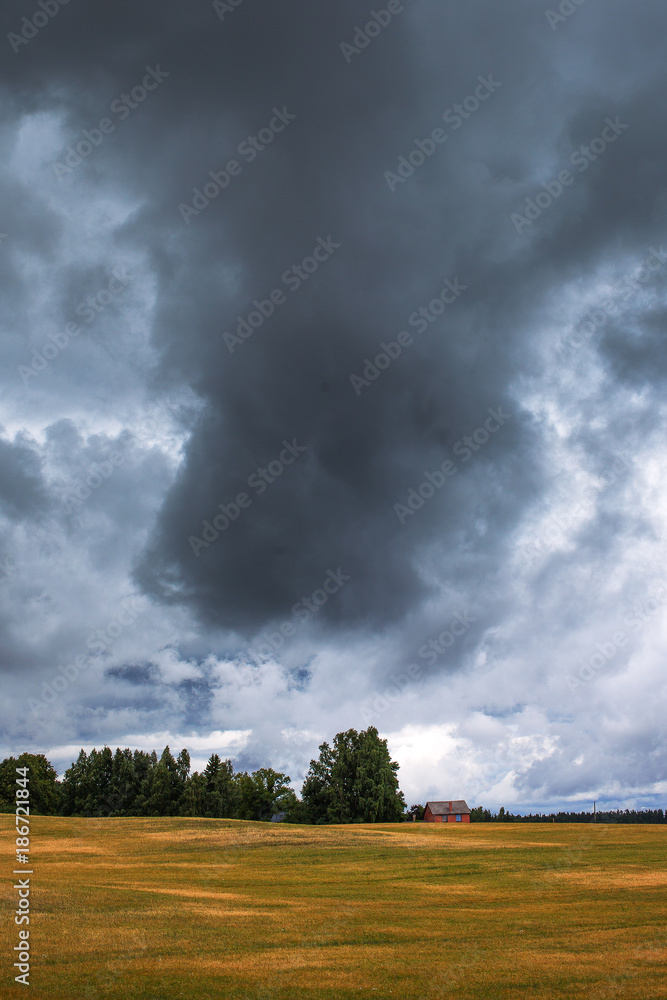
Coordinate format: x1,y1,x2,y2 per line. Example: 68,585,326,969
1,0,666,812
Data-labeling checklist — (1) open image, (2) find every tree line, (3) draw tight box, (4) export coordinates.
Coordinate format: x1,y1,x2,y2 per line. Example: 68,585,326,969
0,726,406,824
1,736,663,824
467,805,666,824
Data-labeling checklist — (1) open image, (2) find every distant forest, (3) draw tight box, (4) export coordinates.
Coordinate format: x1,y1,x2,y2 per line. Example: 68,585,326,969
1,734,664,825
0,727,406,824
467,806,666,824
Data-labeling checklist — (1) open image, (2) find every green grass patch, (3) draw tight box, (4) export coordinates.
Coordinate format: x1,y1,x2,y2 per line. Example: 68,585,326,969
1,818,666,998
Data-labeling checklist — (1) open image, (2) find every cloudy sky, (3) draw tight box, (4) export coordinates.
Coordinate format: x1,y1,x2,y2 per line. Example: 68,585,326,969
1,0,666,812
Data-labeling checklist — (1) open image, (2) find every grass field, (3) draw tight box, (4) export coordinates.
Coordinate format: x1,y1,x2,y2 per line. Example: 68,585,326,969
1,817,666,999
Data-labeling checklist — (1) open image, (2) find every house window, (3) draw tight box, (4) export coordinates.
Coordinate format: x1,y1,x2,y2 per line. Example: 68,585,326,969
455,814,462,822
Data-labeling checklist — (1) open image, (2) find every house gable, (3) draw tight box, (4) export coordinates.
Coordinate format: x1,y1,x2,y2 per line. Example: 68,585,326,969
424,799,471,823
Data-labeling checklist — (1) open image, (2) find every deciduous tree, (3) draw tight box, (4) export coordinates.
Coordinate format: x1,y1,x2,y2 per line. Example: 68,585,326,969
302,726,405,824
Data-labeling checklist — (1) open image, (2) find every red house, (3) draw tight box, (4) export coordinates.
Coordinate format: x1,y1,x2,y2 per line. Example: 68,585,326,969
423,800,471,823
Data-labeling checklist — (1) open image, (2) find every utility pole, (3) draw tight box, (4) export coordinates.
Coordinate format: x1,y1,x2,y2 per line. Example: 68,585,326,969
594,800,596,823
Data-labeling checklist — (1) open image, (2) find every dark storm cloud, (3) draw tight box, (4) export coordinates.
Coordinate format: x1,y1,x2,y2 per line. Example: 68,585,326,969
3,0,661,638
123,0,666,637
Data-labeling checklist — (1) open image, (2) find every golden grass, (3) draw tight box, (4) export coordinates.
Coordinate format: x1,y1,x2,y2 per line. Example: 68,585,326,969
1,817,666,999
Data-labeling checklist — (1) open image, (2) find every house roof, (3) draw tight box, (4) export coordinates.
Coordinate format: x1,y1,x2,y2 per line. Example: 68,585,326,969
426,800,470,815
